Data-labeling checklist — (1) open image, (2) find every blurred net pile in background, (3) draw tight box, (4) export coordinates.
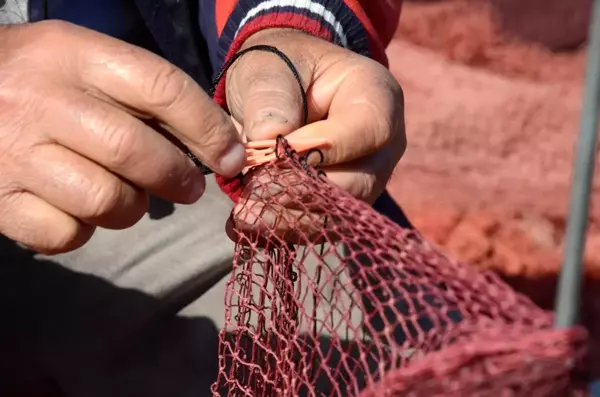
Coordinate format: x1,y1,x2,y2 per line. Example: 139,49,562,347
386,0,600,377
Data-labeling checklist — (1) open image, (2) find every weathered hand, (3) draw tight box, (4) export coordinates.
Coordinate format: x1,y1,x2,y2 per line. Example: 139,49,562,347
225,28,406,204
0,21,246,254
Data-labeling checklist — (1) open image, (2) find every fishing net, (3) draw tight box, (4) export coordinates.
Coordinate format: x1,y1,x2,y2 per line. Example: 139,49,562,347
208,136,589,397
181,40,593,396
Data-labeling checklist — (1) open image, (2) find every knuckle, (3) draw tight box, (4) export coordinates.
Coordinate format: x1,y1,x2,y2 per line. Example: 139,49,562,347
386,74,404,110
0,73,34,112
0,74,54,140
395,124,407,158
0,94,46,158
0,186,21,222
144,63,187,109
36,20,75,37
375,74,405,149
77,100,140,170
47,222,91,254
0,61,16,90
101,117,139,169
349,60,405,152
26,20,78,55
363,173,380,203
0,189,91,254
360,99,394,153
83,178,125,220
196,110,232,152
0,21,74,70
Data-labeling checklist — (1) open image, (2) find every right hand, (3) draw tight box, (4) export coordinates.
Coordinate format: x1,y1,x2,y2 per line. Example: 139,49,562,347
0,21,246,254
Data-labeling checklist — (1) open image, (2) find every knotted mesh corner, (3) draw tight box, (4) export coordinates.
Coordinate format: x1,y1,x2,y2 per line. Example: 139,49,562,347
211,138,588,397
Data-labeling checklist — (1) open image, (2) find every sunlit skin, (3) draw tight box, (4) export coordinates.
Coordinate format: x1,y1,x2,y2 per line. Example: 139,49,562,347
0,23,405,254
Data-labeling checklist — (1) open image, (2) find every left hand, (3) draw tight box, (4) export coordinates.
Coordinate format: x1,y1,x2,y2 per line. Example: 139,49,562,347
225,28,406,205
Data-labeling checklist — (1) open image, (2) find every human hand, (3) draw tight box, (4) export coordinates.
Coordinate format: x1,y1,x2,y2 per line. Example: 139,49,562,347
0,21,246,254
223,28,406,238
225,28,405,204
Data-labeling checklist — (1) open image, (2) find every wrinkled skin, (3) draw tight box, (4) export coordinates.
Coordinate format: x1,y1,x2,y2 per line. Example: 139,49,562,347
0,22,405,254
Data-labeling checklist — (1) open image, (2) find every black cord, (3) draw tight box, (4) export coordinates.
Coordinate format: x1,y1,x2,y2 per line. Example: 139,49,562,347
184,44,309,175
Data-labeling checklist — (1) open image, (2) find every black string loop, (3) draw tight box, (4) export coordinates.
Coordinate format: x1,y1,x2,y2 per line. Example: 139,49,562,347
209,45,308,127
184,44,324,177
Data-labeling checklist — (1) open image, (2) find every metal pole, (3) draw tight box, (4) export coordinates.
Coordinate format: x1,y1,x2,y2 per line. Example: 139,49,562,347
554,0,600,328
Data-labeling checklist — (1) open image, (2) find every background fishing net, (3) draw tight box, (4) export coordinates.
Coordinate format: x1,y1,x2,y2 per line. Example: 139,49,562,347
210,136,589,397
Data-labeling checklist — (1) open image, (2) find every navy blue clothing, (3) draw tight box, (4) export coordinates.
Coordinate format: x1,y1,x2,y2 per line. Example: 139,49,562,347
29,0,212,88
33,0,150,41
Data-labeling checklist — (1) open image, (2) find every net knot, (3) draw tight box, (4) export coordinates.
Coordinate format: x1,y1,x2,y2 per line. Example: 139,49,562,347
216,135,326,203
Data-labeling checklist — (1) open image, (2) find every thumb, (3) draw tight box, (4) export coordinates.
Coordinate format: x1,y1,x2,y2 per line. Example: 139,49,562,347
226,46,309,141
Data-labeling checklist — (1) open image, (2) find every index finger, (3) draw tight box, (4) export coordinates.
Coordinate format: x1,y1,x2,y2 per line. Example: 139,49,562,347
76,31,245,178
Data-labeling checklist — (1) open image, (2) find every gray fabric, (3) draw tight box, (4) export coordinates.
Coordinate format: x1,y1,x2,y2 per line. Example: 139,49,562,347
0,6,238,394
0,0,28,24
0,176,236,396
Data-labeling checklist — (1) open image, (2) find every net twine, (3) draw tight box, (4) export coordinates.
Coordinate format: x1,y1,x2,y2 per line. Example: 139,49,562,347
184,45,590,396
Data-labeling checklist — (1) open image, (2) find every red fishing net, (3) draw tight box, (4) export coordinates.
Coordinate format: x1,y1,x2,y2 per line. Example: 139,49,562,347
211,136,589,397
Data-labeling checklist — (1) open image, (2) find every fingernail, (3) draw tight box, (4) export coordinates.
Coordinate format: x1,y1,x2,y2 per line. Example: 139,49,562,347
188,176,206,202
219,142,247,177
182,171,206,203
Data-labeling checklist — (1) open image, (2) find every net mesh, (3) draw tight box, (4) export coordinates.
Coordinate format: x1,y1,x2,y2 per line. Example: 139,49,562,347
211,137,589,397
